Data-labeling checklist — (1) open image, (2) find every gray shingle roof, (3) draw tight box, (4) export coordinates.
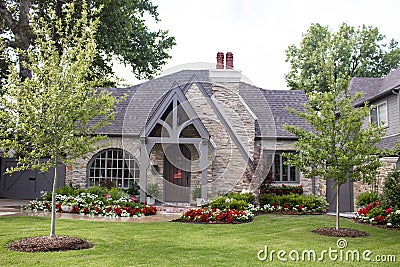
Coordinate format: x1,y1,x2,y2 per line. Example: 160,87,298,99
257,88,311,138
378,134,400,151
349,68,400,106
98,70,310,139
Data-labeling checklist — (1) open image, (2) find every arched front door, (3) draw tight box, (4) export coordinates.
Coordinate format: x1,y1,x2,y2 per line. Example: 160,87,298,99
163,144,191,203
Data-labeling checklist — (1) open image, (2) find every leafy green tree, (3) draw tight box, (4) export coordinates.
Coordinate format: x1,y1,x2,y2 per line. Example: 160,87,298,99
284,70,385,230
0,0,175,86
286,22,400,93
0,3,120,237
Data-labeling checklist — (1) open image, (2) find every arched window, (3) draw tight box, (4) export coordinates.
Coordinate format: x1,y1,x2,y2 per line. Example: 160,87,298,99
87,148,139,188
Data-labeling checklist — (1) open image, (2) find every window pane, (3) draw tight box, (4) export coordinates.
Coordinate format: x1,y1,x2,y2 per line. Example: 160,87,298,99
378,103,387,126
88,149,139,189
290,166,296,181
370,108,378,126
274,155,280,181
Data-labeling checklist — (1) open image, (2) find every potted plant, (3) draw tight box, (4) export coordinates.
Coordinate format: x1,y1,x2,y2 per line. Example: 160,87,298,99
192,185,202,207
146,182,159,205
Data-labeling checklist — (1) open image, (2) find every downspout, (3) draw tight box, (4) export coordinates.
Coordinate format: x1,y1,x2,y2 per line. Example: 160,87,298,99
393,87,400,132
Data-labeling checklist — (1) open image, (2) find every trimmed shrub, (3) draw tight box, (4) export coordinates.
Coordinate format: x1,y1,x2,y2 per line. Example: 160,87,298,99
258,193,329,213
210,192,255,211
382,168,400,209
356,191,380,208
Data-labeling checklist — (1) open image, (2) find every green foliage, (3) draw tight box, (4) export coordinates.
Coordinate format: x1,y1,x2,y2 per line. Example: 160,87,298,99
356,191,380,207
0,3,120,172
368,206,386,218
0,0,175,86
258,193,329,211
192,186,202,201
85,186,105,196
284,85,385,188
286,22,400,93
382,168,400,208
126,182,140,196
226,192,255,204
388,211,400,228
146,183,159,198
108,187,128,200
210,192,255,211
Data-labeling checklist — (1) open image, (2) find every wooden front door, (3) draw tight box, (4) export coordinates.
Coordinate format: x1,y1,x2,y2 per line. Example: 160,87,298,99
163,144,191,203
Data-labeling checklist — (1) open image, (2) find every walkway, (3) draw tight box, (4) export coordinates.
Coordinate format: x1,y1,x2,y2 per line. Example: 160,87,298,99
0,198,182,223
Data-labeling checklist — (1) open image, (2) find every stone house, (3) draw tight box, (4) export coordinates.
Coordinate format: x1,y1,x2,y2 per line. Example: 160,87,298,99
65,52,321,205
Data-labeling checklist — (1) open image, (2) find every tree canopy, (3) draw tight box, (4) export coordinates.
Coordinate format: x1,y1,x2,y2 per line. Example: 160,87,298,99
0,0,176,87
284,71,385,230
0,2,120,236
285,22,400,93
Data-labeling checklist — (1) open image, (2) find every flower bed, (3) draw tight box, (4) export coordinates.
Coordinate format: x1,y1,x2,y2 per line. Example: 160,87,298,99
258,193,329,214
25,192,157,218
354,202,400,228
179,208,254,223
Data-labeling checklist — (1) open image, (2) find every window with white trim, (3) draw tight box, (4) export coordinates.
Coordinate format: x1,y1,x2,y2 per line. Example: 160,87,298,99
88,149,139,188
370,102,388,127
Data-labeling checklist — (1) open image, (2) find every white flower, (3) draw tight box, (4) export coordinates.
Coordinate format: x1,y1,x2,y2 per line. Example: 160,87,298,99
225,198,231,203
396,210,400,215
387,223,392,227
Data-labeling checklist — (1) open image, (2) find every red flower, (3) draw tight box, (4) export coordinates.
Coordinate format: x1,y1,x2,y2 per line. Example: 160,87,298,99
386,207,393,214
281,184,286,187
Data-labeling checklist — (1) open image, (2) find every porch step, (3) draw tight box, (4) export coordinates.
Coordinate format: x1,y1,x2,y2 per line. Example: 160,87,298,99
155,202,196,214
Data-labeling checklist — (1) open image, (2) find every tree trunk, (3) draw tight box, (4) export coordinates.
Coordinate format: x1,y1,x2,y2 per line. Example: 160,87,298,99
336,183,340,231
50,164,58,237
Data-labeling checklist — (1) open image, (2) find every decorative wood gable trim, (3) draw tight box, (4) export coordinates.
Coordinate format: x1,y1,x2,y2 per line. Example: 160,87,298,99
140,86,210,141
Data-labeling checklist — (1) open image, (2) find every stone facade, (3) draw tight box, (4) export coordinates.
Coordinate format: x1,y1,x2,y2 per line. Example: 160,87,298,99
66,79,260,203
353,157,399,209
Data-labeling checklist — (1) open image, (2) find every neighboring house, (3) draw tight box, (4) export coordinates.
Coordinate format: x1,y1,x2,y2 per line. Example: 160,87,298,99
348,68,400,205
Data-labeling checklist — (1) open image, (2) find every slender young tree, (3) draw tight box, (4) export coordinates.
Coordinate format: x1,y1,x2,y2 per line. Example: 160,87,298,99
0,3,120,237
284,69,385,230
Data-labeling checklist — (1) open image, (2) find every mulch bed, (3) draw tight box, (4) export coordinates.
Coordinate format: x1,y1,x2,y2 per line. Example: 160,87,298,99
7,236,93,252
312,228,369,238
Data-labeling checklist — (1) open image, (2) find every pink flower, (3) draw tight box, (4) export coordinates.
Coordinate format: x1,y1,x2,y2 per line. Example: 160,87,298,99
104,194,109,198
130,195,137,202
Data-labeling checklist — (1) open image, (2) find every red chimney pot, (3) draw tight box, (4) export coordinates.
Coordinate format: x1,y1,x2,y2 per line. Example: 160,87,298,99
226,52,234,69
216,52,224,69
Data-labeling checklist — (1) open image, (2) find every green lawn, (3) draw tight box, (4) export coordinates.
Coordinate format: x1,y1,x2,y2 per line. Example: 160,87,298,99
0,214,399,266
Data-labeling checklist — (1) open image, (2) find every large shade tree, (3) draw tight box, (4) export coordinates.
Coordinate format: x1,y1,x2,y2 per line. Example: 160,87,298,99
284,66,385,230
0,0,176,87
285,22,400,93
0,2,120,237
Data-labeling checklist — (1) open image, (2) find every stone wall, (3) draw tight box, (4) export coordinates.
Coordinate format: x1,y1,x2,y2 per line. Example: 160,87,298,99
185,82,256,197
65,137,141,188
353,157,399,208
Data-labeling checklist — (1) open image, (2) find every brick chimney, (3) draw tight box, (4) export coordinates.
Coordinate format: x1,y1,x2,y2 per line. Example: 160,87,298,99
226,52,234,69
216,52,224,69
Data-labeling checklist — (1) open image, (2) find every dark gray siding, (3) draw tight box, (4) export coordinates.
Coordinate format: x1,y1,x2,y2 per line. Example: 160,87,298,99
369,94,399,137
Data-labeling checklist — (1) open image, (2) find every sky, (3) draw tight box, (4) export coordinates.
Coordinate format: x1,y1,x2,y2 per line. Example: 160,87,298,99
113,0,400,90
